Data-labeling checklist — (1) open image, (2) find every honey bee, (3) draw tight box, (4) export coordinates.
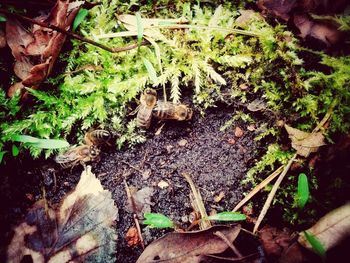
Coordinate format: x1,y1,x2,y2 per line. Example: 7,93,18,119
153,101,193,121
84,129,111,146
54,145,100,169
136,88,157,129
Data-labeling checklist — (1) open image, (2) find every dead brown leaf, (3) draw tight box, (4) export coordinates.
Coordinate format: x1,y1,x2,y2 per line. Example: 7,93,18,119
293,13,341,46
257,0,297,21
7,166,118,263
136,225,241,263
299,202,350,252
5,0,83,99
284,124,326,157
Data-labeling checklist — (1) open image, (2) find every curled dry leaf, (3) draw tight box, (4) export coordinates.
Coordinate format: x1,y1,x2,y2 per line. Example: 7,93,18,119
136,225,241,263
284,124,326,157
293,13,341,46
6,0,83,99
298,202,350,252
7,166,118,263
125,227,141,247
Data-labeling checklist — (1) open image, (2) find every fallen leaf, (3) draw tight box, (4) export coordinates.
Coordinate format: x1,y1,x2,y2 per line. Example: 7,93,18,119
126,186,154,217
257,0,297,21
7,166,118,263
298,202,350,252
284,124,326,157
234,127,244,138
293,13,341,46
136,225,241,263
125,227,141,247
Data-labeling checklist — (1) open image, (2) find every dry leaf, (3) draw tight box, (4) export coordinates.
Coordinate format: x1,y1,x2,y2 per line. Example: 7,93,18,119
284,124,326,157
257,0,297,21
298,202,350,252
293,13,341,46
7,166,118,263
6,0,83,99
235,10,263,28
136,225,241,263
247,99,267,112
126,186,154,217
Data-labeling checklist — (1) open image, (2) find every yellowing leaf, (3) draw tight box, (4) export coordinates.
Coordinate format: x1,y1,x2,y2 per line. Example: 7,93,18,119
7,166,118,263
298,203,350,252
284,124,326,157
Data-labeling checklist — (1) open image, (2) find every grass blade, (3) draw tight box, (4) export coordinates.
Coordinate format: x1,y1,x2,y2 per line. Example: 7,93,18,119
136,12,144,49
297,173,309,209
72,8,88,31
142,58,158,83
31,139,70,149
11,134,40,144
207,212,246,222
303,231,326,259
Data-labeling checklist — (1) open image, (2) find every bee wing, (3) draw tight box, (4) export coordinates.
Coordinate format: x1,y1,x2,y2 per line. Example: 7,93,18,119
129,105,141,116
54,150,80,164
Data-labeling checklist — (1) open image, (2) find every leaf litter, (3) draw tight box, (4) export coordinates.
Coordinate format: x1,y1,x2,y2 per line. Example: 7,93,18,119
7,166,118,263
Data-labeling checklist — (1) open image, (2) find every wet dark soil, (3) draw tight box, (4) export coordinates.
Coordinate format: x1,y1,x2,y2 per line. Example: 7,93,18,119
0,105,261,262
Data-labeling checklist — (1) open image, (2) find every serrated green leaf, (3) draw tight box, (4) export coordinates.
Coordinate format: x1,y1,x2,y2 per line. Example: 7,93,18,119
0,151,6,163
0,14,6,22
143,213,174,228
11,134,40,144
207,212,246,222
136,12,143,49
304,231,326,259
297,173,309,209
142,58,158,83
30,139,70,149
72,8,88,31
12,145,19,157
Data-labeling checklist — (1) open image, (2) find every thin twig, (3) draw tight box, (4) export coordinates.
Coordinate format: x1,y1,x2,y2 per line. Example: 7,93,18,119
133,213,145,249
253,154,297,234
121,160,143,174
232,166,284,212
0,8,145,53
312,99,337,133
214,231,243,258
182,172,211,229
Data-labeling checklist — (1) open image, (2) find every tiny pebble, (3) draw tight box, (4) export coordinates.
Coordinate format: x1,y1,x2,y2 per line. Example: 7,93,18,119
178,139,188,147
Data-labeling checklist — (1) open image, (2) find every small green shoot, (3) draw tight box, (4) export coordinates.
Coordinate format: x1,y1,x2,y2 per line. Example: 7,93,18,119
142,58,158,83
12,144,19,157
0,14,6,22
136,12,144,50
207,212,246,222
72,8,88,31
303,231,326,259
297,173,309,209
143,213,175,228
11,134,70,149
0,151,6,163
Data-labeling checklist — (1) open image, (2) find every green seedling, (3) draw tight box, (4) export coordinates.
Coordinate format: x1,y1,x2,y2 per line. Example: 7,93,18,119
303,231,326,260
143,213,175,229
296,173,309,209
12,144,19,157
72,8,88,31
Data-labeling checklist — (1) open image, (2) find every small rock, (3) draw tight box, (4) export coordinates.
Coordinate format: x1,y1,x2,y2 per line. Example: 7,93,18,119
142,169,151,180
181,215,189,223
157,180,169,189
165,144,174,153
247,124,256,131
227,138,236,145
239,83,249,90
178,139,188,147
234,126,244,138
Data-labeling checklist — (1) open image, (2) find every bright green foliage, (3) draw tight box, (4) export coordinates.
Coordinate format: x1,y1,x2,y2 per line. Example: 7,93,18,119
11,144,19,157
12,134,70,149
72,8,89,31
296,173,309,209
143,212,175,228
207,211,246,222
303,231,326,259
